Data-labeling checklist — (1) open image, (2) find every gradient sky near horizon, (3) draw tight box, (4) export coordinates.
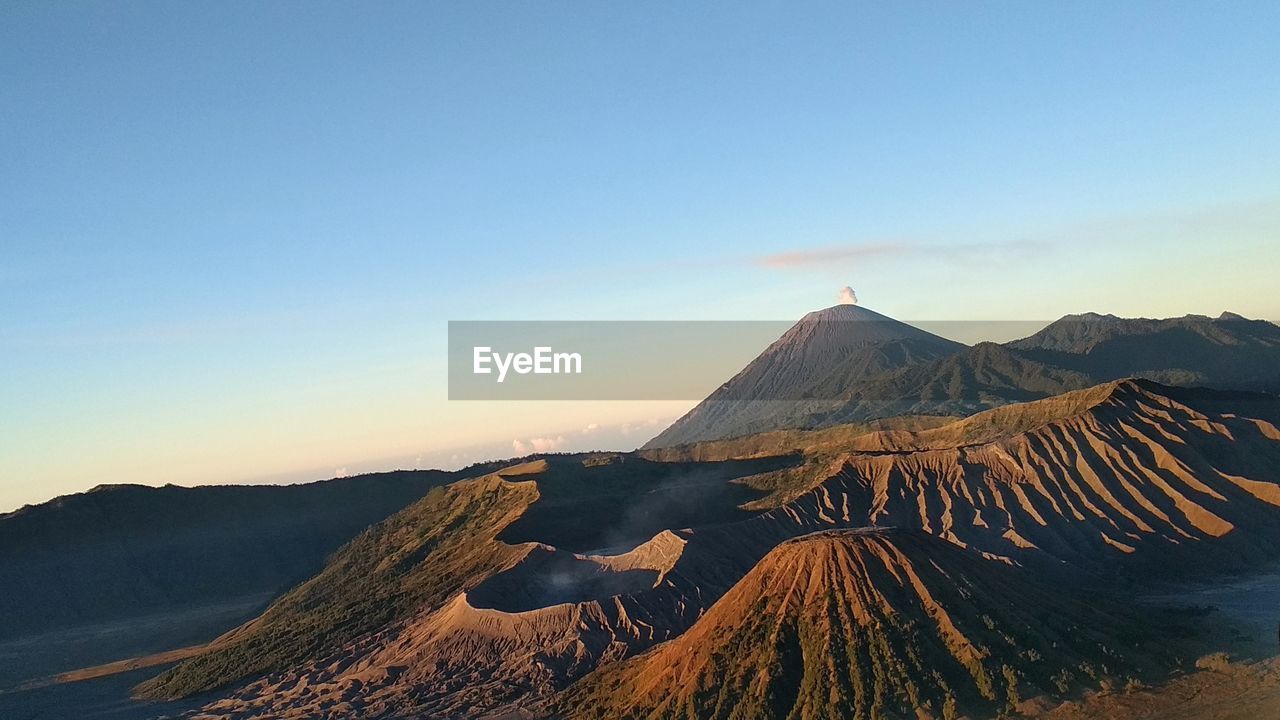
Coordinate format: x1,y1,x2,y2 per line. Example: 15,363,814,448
3,2,1280,511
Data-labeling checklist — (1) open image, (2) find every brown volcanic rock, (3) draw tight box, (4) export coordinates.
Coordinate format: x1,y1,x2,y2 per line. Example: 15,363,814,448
555,528,1171,720
151,456,788,714
767,379,1280,578
137,465,546,701
172,381,1280,718
187,530,706,720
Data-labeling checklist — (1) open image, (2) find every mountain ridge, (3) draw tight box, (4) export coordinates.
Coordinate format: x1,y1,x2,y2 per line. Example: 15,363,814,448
164,379,1280,719
554,528,1177,720
646,308,1280,448
0,469,480,641
646,305,965,446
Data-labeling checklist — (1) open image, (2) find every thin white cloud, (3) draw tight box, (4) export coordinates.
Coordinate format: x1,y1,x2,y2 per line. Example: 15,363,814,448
756,242,910,269
754,239,1042,271
531,435,565,452
512,435,567,455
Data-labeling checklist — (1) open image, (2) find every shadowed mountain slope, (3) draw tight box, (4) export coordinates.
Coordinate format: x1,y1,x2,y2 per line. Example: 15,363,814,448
0,470,467,641
555,529,1175,720
1008,312,1280,392
134,465,545,701
135,455,789,702
646,305,964,447
494,453,791,553
739,342,1099,434
646,311,1280,448
159,380,1280,720
185,529,706,720
759,380,1280,579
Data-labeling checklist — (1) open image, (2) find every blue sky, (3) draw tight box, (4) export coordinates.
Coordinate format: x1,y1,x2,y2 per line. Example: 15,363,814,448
3,2,1279,510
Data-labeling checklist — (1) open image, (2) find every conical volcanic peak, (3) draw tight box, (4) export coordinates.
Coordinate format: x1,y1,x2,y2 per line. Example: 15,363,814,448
645,305,964,447
649,307,1280,449
785,304,947,347
745,305,962,383
557,528,1173,720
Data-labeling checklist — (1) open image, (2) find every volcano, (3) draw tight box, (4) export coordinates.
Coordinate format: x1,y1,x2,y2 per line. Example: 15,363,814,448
556,528,1174,720
646,309,1280,448
645,305,964,447
151,379,1280,720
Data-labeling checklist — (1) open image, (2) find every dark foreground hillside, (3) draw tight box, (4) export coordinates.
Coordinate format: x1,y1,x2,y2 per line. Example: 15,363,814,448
0,469,468,640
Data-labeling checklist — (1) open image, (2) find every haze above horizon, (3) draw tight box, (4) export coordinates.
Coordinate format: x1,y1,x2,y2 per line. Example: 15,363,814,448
3,2,1279,510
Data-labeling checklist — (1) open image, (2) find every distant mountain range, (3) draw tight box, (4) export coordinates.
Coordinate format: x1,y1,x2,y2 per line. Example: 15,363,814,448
150,379,1280,718
646,307,1280,447
0,469,480,641
11,305,1280,720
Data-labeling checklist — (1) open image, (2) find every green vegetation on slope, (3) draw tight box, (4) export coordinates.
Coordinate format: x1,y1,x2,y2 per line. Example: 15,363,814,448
135,454,790,699
135,472,538,699
637,415,955,463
